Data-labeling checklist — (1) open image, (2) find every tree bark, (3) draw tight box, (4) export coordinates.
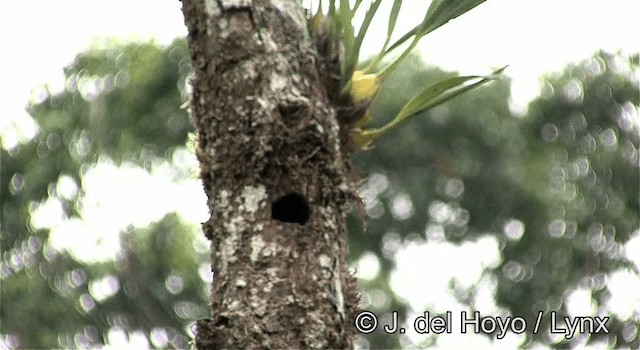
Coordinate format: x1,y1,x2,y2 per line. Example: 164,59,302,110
181,0,360,348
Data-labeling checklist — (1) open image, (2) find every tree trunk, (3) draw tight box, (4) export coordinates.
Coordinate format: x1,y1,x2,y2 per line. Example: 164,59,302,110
181,0,360,348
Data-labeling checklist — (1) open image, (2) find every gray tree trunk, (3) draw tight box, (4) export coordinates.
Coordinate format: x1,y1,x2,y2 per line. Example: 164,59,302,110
181,0,360,348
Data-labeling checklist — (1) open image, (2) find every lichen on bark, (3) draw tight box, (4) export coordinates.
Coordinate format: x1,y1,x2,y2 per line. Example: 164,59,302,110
181,0,360,348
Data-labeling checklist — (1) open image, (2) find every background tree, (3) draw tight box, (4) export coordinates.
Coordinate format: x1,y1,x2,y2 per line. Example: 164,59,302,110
351,51,638,348
1,41,205,349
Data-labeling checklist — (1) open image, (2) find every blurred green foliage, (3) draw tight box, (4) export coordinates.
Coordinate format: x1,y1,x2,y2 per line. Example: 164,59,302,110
1,40,203,349
1,38,638,349
352,52,639,348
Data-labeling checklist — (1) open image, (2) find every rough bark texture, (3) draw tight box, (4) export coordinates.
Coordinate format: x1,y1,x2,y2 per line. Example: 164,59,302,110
181,0,360,348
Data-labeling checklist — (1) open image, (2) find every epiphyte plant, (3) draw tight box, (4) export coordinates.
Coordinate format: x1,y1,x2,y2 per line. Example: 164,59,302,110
307,0,506,150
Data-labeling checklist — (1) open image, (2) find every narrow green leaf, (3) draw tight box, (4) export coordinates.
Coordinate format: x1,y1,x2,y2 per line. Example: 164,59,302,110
338,0,356,88
308,0,325,35
338,0,355,51
363,0,402,74
386,0,486,54
387,0,403,40
367,66,507,140
384,26,416,54
355,0,382,54
341,0,382,94
328,0,337,39
395,76,482,122
376,8,431,80
424,0,485,32
353,0,364,13
416,65,508,111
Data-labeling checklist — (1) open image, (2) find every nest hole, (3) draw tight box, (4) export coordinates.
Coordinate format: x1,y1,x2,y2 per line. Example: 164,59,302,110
271,192,310,225
277,102,309,127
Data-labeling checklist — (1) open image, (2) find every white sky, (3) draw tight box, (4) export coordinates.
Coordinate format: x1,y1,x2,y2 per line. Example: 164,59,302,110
2,0,640,127
1,0,639,348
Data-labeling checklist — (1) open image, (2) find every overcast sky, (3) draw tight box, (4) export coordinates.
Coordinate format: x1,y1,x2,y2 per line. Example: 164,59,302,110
1,0,639,135
3,0,639,293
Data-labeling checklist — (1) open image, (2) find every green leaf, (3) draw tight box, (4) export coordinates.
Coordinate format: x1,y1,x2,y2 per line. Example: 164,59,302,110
363,0,403,74
308,0,325,35
386,0,486,54
387,0,403,40
377,7,431,80
341,0,382,95
327,0,337,39
396,76,482,121
354,0,382,57
338,0,355,72
352,0,364,13
354,66,507,149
